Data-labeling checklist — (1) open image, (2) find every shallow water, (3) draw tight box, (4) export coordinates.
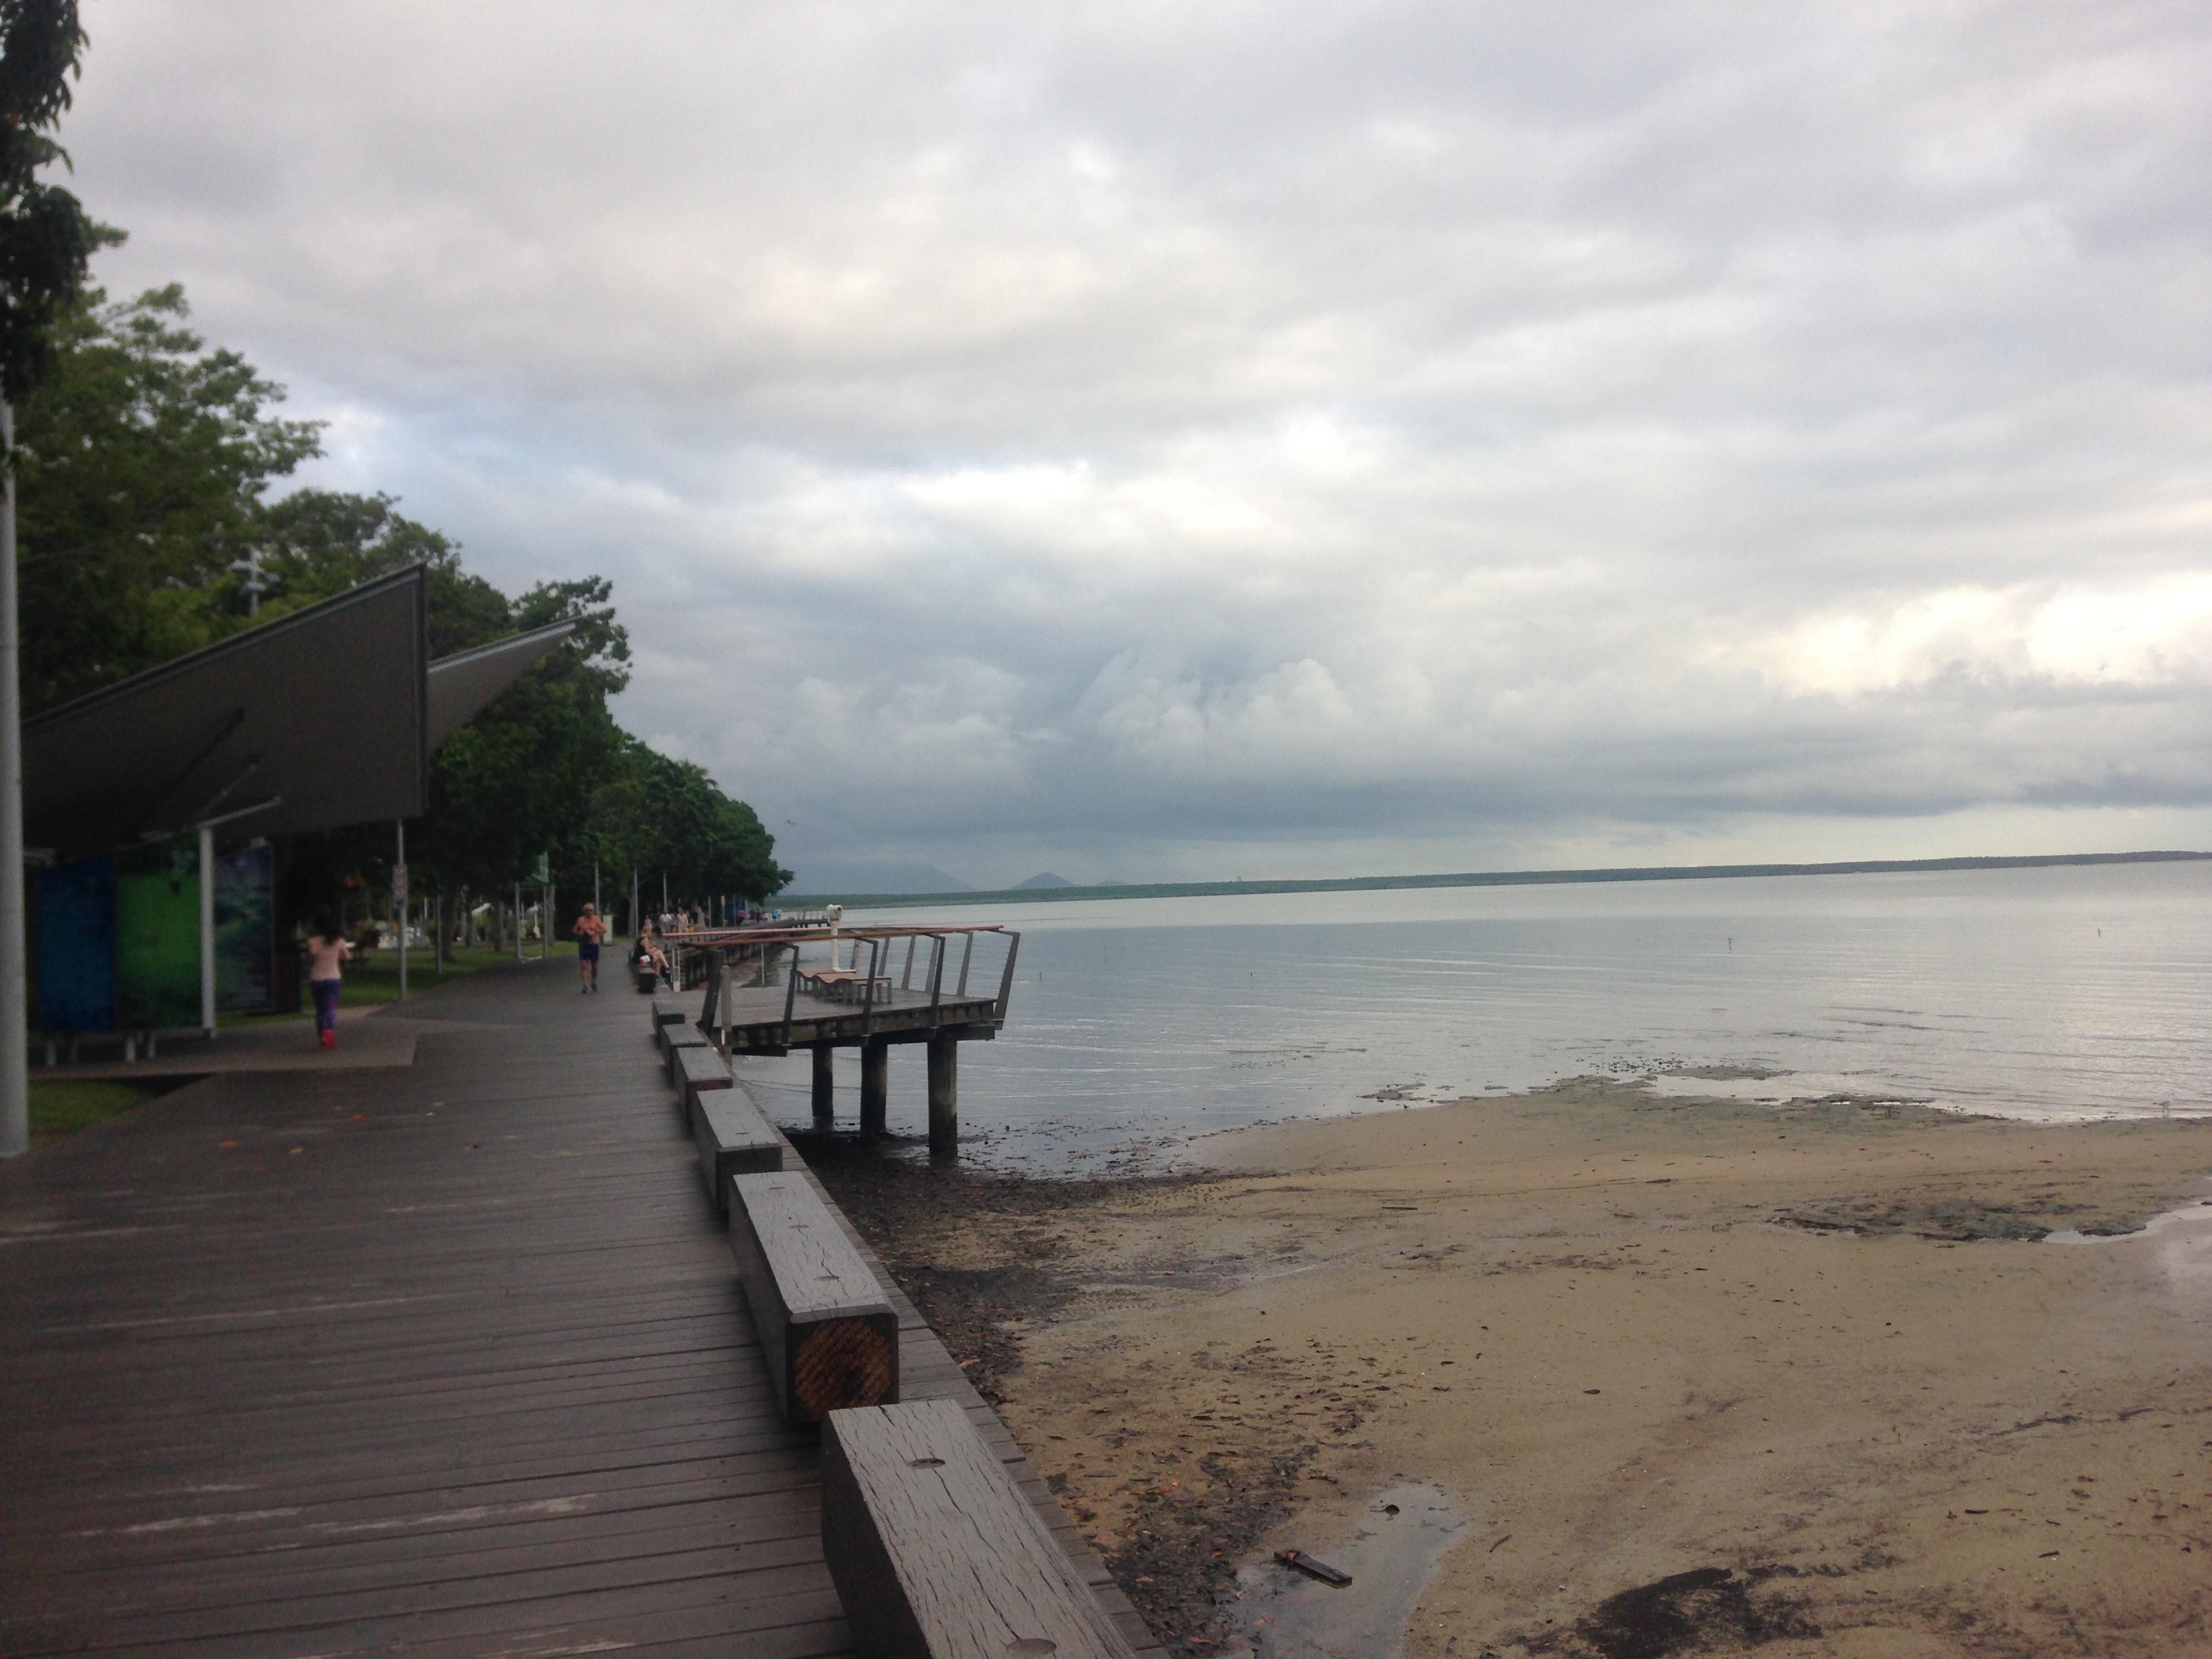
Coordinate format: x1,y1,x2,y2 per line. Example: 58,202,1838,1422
735,860,2212,1172
1227,1484,1469,1658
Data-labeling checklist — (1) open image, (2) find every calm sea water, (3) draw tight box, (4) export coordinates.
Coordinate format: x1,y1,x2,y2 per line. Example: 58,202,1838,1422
735,861,2212,1172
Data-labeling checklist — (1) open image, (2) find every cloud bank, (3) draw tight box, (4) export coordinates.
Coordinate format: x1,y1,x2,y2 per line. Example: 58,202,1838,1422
68,0,2212,885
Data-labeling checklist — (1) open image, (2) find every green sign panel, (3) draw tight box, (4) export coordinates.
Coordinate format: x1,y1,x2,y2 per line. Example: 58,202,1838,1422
116,838,200,1030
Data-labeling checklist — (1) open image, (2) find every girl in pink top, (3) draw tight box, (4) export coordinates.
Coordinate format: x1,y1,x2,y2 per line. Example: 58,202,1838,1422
305,914,353,1050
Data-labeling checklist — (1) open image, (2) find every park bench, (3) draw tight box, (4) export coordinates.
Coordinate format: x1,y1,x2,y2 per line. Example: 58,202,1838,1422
796,966,892,1004
729,1170,898,1426
691,1086,783,1210
822,1397,1140,1659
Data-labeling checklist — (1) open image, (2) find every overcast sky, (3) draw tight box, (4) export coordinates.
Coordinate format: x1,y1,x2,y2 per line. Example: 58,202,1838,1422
67,1,2212,888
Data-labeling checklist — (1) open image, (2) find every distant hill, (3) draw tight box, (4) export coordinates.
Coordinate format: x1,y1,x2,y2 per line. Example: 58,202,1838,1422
1013,872,1075,890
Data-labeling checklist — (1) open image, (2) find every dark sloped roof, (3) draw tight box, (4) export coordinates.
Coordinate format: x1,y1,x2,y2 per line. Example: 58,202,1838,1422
24,567,573,859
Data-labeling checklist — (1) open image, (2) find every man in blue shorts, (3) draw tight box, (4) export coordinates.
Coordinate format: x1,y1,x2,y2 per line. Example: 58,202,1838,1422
574,901,607,992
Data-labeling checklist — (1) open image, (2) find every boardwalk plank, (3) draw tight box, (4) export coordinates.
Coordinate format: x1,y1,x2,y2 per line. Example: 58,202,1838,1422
0,964,1158,1657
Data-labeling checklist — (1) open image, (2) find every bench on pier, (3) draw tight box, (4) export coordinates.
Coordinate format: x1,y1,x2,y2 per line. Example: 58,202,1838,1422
692,1086,783,1208
796,966,892,1004
823,1397,1140,1659
673,1040,735,1126
729,1170,898,1426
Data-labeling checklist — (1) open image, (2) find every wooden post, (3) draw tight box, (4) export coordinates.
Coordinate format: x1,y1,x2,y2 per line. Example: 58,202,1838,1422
859,1038,888,1141
927,1032,957,1158
812,1044,834,1129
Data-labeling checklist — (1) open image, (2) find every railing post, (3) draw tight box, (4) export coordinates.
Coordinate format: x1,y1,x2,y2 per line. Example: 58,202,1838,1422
781,942,800,1049
994,931,1021,1027
861,938,882,1036
901,935,916,990
701,949,722,1037
927,934,944,1024
956,930,975,996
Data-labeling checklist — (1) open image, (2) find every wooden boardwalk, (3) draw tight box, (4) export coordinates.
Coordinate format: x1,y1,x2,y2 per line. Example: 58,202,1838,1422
0,964,1158,1658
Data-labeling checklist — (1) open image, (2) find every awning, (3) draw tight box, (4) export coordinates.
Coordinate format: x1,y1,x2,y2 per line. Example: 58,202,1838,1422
426,619,575,748
23,566,573,859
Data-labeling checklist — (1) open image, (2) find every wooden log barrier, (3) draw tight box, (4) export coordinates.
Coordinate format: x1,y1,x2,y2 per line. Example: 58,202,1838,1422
821,1397,1139,1659
650,996,687,1031
663,1027,712,1083
729,1170,898,1427
674,1040,733,1128
692,1087,783,1210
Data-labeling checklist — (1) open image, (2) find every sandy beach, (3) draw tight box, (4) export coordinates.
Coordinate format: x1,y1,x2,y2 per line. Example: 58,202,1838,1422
820,1083,2212,1657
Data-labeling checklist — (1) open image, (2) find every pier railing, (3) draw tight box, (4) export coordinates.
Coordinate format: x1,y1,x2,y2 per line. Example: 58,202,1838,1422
674,923,1020,1052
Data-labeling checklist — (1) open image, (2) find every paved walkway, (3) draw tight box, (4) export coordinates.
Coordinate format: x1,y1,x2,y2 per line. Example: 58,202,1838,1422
1,963,1155,1657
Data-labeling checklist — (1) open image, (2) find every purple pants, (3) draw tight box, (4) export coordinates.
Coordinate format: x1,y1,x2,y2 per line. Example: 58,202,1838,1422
311,979,341,1033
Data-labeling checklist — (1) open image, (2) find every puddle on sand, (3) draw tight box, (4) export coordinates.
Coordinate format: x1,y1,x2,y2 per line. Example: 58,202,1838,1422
1225,1483,1469,1657
2047,1193,2212,1294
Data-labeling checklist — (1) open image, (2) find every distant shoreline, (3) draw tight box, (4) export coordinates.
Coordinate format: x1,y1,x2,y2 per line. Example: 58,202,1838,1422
784,847,2212,910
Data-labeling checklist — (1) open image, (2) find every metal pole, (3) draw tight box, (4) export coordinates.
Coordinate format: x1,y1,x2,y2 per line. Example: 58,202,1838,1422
395,820,407,1003
1,403,27,1155
198,823,217,1036
513,882,523,962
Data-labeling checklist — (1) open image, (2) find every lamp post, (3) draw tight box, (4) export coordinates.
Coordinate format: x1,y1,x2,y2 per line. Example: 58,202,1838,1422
2,403,27,1155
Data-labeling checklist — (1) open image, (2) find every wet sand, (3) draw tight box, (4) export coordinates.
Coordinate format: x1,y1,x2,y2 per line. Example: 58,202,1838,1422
817,1084,2212,1657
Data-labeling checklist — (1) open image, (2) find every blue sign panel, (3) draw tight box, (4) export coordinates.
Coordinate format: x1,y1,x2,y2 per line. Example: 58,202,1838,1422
37,855,117,1032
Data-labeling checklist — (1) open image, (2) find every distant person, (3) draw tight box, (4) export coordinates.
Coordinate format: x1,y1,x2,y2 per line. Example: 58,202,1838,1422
573,901,607,993
636,920,672,987
304,914,353,1050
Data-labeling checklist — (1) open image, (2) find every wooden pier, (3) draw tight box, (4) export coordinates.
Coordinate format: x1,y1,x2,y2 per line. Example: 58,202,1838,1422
676,924,1019,1155
0,960,1154,1658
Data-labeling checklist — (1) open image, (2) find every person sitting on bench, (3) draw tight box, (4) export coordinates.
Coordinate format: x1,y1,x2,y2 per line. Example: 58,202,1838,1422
634,922,672,988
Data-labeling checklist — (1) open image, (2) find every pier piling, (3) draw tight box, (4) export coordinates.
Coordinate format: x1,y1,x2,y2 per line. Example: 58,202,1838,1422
927,1031,958,1156
860,1038,888,1140
812,1044,835,1129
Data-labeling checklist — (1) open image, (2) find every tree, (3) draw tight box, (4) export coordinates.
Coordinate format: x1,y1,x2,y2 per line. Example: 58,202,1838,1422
11,281,319,710
1,0,98,399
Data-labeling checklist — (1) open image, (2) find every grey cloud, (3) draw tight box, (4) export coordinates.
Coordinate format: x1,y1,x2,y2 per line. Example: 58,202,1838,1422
65,0,2212,882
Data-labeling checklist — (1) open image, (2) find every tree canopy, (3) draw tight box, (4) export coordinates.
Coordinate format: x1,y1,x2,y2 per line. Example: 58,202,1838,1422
0,0,98,400
12,254,789,919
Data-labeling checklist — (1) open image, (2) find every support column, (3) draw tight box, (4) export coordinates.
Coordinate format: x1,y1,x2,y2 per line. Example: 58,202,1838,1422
859,1038,888,1141
198,823,217,1036
394,820,407,1003
812,1044,834,1129
927,1032,958,1158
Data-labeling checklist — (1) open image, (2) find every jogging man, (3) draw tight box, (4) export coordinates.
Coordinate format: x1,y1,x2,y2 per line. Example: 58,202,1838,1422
574,901,607,992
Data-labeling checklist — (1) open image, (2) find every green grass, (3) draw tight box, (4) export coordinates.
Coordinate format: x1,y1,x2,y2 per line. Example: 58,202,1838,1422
31,1080,159,1147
